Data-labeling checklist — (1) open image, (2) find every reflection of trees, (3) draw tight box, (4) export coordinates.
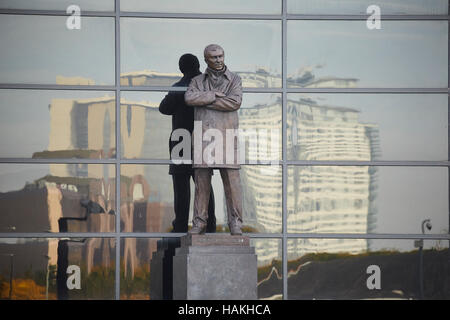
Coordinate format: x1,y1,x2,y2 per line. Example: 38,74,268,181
0,278,56,300
257,259,282,300
0,261,116,300
0,264,57,300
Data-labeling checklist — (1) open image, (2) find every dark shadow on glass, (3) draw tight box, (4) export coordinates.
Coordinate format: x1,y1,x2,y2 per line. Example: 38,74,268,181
159,53,216,233
56,239,86,300
57,199,112,299
58,199,114,232
149,237,180,300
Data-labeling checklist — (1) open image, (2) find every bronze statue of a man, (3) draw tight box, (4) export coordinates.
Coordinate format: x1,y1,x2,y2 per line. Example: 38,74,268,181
185,44,243,235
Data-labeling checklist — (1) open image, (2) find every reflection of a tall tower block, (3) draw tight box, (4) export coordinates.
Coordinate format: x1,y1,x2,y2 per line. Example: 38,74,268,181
120,103,146,158
48,98,74,151
48,97,115,155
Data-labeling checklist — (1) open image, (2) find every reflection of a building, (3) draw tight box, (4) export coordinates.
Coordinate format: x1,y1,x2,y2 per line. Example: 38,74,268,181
0,172,116,261
287,93,380,255
0,92,118,296
0,69,379,297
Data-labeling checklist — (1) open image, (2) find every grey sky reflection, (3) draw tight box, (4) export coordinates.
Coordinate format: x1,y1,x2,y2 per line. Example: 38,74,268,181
120,0,280,14
0,0,114,11
1,16,446,89
120,18,282,78
0,90,115,158
0,15,115,85
287,0,449,14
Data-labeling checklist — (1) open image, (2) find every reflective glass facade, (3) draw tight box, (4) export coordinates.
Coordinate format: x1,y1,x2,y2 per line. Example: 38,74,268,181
0,0,449,300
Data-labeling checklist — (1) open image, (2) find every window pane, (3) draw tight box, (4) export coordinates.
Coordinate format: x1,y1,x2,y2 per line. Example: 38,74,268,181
0,0,114,11
252,238,283,300
287,166,449,234
120,164,282,233
121,0,281,14
0,89,116,159
0,238,115,300
287,20,448,88
0,15,115,85
287,0,449,15
287,93,448,161
120,18,281,88
0,164,116,233
287,238,450,299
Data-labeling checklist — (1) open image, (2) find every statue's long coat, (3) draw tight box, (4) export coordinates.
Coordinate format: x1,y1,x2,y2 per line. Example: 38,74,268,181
184,67,242,169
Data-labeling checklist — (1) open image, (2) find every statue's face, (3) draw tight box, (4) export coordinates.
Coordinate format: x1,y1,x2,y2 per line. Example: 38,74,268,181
205,48,225,71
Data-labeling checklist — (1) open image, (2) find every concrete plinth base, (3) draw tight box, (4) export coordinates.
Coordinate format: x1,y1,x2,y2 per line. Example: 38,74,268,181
173,234,257,300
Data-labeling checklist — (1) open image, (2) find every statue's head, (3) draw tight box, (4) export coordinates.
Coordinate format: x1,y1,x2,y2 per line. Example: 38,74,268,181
204,44,225,71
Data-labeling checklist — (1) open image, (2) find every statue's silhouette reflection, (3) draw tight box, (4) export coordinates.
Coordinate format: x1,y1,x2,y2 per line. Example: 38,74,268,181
159,53,216,233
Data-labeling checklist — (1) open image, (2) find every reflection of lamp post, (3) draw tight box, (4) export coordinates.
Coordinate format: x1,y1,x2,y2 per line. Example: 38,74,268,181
418,219,432,299
9,254,14,300
44,255,51,300
0,226,16,231
0,253,15,299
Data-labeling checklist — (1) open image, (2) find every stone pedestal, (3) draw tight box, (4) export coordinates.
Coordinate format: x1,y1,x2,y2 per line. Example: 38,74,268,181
173,234,257,300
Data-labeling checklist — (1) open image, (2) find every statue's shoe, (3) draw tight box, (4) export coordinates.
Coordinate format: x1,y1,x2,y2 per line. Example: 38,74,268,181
229,225,242,236
188,225,206,235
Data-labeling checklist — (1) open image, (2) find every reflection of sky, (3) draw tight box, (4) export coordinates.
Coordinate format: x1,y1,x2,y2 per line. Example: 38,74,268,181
291,93,448,161
287,0,449,14
121,0,280,14
287,21,448,87
122,91,281,111
0,0,114,11
289,239,448,256
121,91,165,104
241,93,280,109
374,166,448,237
0,164,50,193
120,18,281,76
0,15,115,84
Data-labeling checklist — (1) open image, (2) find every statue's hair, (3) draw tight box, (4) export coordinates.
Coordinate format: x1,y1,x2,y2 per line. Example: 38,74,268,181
204,44,224,58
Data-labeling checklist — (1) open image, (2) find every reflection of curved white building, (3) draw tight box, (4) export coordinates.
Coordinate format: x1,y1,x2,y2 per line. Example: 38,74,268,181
239,97,282,233
287,99,379,161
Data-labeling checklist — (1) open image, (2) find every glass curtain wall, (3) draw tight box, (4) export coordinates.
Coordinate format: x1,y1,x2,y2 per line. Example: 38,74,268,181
0,0,449,300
